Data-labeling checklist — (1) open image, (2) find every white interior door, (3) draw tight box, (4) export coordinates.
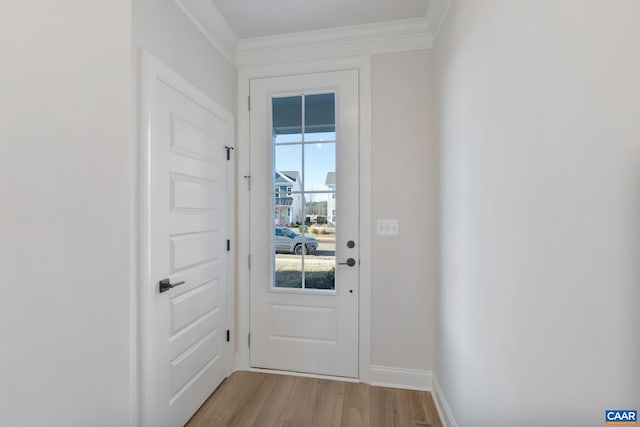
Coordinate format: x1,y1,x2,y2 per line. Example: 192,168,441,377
249,70,359,378
142,55,233,427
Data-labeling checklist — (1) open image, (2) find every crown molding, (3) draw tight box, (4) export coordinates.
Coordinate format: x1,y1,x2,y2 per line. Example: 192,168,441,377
235,17,435,67
174,0,238,63
235,0,452,66
175,0,452,67
425,0,453,42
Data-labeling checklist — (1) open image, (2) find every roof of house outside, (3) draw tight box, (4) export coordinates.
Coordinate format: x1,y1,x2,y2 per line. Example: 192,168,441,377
275,170,301,185
325,172,335,187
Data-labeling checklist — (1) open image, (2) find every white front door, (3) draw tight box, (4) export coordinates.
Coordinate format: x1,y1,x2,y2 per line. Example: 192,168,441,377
249,70,360,378
142,55,233,427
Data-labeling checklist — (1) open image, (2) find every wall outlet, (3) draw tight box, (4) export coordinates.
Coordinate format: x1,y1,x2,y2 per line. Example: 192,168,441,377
376,219,399,236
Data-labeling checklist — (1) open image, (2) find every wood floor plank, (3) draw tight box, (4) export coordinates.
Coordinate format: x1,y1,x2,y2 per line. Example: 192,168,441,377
340,382,369,427
280,376,322,426
370,386,397,427
185,371,443,427
223,373,279,425
189,416,225,427
406,389,426,425
420,391,443,427
253,373,296,426
310,377,345,427
394,388,417,427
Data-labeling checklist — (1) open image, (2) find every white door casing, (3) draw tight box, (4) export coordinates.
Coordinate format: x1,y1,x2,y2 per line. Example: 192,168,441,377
140,53,234,427
249,70,360,378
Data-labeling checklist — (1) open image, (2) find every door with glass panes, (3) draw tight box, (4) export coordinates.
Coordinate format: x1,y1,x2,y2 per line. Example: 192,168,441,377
249,70,359,377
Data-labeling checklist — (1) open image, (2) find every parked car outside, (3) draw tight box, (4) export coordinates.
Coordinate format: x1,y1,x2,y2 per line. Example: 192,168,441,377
274,227,318,255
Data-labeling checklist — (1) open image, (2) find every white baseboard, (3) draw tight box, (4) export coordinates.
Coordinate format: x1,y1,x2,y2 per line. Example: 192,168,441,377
369,365,433,391
432,374,458,427
248,367,360,383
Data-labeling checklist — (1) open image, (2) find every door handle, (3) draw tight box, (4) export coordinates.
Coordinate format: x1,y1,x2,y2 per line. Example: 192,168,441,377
338,258,357,267
159,278,185,293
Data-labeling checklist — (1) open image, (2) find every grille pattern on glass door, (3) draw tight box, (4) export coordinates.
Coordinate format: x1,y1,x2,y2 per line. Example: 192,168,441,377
272,94,337,290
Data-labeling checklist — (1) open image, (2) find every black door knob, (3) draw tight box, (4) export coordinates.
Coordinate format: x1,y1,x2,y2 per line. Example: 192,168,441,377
339,258,357,267
159,278,186,293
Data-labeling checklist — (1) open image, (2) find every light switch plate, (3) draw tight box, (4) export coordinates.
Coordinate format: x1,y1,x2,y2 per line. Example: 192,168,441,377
376,219,399,236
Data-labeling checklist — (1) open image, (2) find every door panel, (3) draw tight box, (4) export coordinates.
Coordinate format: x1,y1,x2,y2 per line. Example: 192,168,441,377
250,70,359,378
270,305,337,342
144,56,232,427
170,281,220,333
170,231,221,271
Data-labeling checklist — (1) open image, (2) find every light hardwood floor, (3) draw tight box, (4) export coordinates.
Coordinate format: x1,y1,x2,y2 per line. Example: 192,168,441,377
186,371,443,427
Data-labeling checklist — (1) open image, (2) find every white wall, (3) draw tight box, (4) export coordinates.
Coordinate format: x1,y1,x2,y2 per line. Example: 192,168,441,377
0,2,133,426
371,50,437,373
133,0,235,111
0,2,236,425
434,1,640,426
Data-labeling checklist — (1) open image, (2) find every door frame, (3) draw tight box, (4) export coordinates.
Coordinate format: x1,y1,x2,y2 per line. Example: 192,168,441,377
137,52,236,426
236,56,372,384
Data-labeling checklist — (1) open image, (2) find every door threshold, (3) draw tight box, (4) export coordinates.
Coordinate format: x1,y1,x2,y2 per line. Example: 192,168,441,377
248,367,361,383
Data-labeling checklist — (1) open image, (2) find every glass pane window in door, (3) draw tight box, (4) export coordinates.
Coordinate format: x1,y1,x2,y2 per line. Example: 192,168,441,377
304,143,335,193
305,93,336,142
273,145,302,193
271,93,337,290
304,192,336,290
273,96,302,143
273,242,303,289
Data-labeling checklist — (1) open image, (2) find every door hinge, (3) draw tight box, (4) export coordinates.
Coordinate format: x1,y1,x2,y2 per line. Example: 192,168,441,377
244,175,251,190
248,96,251,111
227,239,231,251
226,329,230,342
248,333,251,348
248,254,251,269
